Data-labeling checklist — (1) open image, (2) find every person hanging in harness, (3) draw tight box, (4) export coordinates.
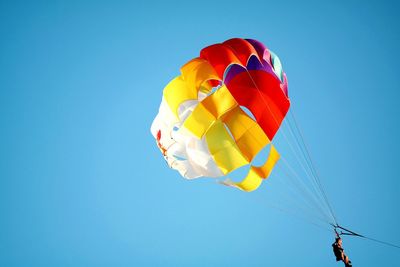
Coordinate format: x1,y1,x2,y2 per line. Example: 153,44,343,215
332,230,353,267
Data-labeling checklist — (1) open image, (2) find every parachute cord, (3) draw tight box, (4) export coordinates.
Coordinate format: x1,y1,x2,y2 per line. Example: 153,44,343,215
361,236,400,249
278,157,334,224
289,110,338,225
280,118,330,213
255,183,332,229
248,191,333,233
284,113,337,225
282,115,336,223
333,224,400,249
273,164,334,225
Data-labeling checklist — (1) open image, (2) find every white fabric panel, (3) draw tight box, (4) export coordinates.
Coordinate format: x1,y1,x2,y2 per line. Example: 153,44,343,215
151,93,223,179
167,157,201,179
177,99,198,123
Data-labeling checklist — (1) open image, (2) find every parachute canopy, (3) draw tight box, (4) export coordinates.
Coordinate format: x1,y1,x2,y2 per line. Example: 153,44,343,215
151,38,290,192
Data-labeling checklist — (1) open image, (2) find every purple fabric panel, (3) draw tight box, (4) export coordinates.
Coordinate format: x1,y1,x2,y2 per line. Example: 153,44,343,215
248,56,279,82
223,57,280,85
224,64,246,84
245,39,266,55
247,55,264,70
246,39,271,63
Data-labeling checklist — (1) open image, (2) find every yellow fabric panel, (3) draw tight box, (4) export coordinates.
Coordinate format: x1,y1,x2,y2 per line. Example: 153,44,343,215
163,58,220,118
182,86,238,138
181,58,219,94
230,168,264,192
199,81,214,94
205,121,248,174
232,145,280,192
252,145,280,178
163,76,196,118
202,85,238,118
223,107,270,162
182,103,215,138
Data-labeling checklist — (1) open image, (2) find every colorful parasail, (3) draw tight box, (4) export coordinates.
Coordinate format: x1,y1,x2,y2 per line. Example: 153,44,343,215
151,38,290,192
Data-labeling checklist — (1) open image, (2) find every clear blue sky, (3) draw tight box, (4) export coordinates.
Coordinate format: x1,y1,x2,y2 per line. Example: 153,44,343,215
1,1,399,266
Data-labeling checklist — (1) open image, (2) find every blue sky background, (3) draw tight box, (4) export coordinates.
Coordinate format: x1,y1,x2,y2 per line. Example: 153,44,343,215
1,0,399,266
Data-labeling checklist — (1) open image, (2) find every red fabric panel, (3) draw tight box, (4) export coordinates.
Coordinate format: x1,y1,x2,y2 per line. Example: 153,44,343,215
222,38,260,66
200,44,242,79
208,80,221,87
226,70,290,140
